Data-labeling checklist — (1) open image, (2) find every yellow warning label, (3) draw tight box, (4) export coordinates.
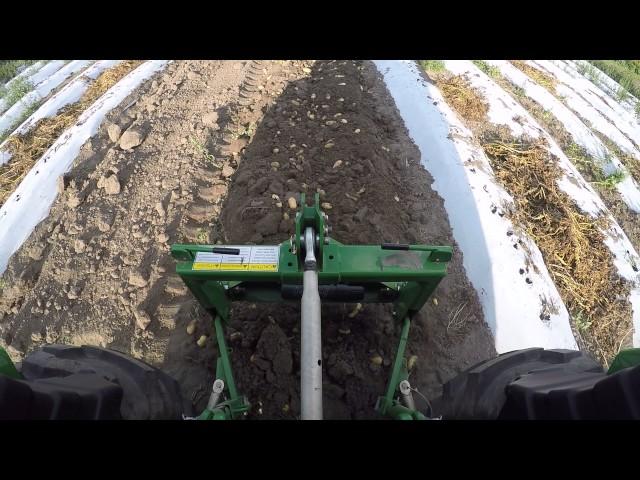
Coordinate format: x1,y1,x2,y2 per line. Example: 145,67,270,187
192,263,278,272
191,246,280,272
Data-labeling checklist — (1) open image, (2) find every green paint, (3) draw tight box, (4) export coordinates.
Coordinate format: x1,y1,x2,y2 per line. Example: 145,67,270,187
608,348,640,374
0,346,22,380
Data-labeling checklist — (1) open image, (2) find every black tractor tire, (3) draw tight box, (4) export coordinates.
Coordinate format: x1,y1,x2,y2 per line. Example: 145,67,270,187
433,348,603,419
20,344,189,420
0,373,124,420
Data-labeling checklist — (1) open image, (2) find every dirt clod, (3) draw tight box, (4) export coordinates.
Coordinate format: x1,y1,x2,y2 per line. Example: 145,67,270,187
119,129,144,150
128,272,148,288
134,309,151,330
107,123,122,143
221,164,234,178
97,174,121,195
73,239,86,253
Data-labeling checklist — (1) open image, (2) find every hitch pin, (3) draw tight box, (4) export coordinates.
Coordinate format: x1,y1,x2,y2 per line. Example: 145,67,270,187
206,379,225,410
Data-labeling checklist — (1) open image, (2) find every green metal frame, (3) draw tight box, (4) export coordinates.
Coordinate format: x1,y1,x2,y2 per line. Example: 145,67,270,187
0,346,22,380
197,315,250,420
171,193,452,419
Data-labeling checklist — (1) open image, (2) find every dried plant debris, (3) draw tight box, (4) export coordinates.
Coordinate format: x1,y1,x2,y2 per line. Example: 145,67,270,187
510,60,558,92
422,64,633,365
489,67,640,276
0,61,142,207
433,74,489,123
483,135,632,366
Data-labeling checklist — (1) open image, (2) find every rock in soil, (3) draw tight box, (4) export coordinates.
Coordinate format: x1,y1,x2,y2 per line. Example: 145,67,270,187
128,272,148,288
107,123,122,143
97,174,121,195
119,129,144,150
134,309,151,330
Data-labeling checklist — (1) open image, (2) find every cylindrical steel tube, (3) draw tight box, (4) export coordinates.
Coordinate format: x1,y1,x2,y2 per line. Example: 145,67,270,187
301,227,323,420
301,269,322,419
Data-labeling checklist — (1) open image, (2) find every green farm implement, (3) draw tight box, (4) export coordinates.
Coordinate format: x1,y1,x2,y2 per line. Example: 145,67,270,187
170,193,451,420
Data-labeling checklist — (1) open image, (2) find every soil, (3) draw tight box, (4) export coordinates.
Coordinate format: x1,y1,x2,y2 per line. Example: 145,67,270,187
0,60,495,419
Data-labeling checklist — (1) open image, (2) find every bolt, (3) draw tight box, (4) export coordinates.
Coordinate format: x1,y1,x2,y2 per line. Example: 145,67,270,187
399,380,412,395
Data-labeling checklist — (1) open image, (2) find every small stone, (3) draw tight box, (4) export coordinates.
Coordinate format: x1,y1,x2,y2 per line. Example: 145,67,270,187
321,202,332,210
270,161,280,169
324,142,334,149
67,289,78,300
341,119,348,124
186,319,197,335
345,193,358,202
97,218,111,233
156,233,169,243
197,335,208,347
134,309,151,330
287,197,297,210
155,202,165,217
119,129,144,150
332,160,343,169
303,67,311,73
348,303,362,318
65,187,80,206
56,176,66,194
202,111,219,127
394,195,400,202
28,244,45,261
408,355,418,371
275,202,283,208
370,355,383,366
272,147,280,154
73,239,86,253
271,193,281,201
128,272,148,288
432,297,438,306
98,174,121,195
338,327,351,335
354,129,361,134
107,123,122,143
221,164,234,178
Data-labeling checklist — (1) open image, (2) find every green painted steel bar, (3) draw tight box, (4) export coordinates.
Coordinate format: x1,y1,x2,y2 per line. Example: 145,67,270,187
214,315,239,400
386,404,427,420
383,316,411,409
